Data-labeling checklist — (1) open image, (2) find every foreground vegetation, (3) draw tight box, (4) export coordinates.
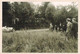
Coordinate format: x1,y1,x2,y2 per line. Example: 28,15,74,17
2,30,78,53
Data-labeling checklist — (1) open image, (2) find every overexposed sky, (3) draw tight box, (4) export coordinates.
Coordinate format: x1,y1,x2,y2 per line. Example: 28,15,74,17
10,2,78,7
33,2,72,6
33,2,78,7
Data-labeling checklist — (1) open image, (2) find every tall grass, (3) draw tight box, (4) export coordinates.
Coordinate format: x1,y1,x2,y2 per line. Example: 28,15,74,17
2,30,78,53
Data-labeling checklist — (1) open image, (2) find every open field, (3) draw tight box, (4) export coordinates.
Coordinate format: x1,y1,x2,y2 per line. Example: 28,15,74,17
2,29,78,53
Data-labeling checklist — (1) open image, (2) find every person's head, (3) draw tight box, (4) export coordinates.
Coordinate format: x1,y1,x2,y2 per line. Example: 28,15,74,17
66,18,71,23
72,18,76,23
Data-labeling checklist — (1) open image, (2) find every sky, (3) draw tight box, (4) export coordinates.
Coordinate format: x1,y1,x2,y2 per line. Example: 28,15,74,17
32,2,78,7
33,2,71,6
10,2,78,7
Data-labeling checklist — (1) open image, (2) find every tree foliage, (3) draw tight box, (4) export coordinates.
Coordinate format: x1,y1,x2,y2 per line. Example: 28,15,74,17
3,2,12,26
2,2,78,29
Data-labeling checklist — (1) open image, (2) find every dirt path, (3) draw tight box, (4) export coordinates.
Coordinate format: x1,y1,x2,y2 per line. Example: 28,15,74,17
15,29,49,32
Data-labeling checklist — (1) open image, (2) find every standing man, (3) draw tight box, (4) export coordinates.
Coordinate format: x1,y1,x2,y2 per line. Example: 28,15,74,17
71,18,78,39
49,23,53,31
66,18,72,37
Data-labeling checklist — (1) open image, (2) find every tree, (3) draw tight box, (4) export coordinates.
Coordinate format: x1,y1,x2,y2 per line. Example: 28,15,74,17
38,2,50,18
9,2,35,29
2,2,12,27
45,3,56,29
67,5,78,21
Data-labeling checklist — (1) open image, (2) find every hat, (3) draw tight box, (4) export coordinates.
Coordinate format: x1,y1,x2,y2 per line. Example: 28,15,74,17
72,18,76,21
66,18,71,21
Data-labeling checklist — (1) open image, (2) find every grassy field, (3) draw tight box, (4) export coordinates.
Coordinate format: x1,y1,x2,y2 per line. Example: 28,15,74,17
2,29,78,53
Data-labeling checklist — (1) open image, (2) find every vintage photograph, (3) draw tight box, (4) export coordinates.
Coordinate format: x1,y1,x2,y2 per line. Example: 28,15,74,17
2,2,78,53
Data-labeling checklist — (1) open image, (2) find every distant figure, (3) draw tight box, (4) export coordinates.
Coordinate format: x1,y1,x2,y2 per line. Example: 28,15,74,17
12,18,19,30
55,23,62,31
49,23,53,31
62,24,67,32
66,18,72,37
71,18,78,38
55,25,57,31
59,23,62,31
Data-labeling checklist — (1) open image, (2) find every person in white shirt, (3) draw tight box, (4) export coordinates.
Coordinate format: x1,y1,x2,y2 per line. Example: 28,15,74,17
66,18,72,36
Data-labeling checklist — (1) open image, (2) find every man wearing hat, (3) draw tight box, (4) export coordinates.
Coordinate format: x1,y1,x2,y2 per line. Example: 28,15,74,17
66,18,72,37
71,18,78,39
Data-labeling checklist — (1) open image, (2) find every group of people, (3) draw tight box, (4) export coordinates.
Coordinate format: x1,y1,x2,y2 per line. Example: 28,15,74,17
66,18,78,39
49,18,78,39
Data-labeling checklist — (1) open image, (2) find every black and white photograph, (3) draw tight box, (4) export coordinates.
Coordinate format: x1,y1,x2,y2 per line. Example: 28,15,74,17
2,2,78,53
